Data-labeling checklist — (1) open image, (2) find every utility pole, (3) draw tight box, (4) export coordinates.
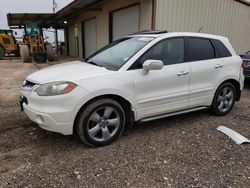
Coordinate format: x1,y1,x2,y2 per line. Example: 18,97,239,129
53,0,58,54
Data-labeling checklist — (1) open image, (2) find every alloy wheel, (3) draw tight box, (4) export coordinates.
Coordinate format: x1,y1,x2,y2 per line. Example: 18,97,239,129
217,86,234,113
87,107,120,142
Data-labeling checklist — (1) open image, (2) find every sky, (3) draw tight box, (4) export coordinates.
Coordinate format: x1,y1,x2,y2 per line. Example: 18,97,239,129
0,0,74,43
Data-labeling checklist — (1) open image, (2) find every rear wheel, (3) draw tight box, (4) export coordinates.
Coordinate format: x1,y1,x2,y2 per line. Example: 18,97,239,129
0,46,4,59
33,51,46,63
77,99,125,147
20,45,31,62
210,82,236,116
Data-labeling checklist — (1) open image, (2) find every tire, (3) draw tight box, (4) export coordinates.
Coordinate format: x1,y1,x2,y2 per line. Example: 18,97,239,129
0,46,4,60
210,82,236,116
20,45,31,62
33,51,47,63
77,98,126,147
14,46,20,57
46,45,55,62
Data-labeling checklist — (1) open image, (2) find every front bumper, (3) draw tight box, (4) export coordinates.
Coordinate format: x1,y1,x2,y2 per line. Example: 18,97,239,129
22,102,73,135
20,86,90,135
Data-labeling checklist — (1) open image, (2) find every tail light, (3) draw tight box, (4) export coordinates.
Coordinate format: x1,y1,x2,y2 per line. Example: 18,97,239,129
242,59,250,68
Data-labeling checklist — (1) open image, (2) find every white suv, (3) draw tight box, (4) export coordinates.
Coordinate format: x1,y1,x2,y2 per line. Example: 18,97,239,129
20,31,244,147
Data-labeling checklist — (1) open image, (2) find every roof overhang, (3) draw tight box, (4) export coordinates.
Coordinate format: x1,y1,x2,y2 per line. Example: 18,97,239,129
7,0,111,29
7,13,64,29
56,0,111,20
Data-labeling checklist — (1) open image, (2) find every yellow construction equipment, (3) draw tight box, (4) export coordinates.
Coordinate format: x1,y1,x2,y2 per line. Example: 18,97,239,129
20,23,55,63
0,29,19,59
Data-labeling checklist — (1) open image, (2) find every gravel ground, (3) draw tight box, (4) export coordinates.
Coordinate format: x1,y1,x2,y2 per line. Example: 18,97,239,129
0,59,250,188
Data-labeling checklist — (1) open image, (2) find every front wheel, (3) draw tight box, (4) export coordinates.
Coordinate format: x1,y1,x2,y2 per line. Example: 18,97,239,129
0,46,5,59
20,45,31,62
210,82,236,116
77,99,125,147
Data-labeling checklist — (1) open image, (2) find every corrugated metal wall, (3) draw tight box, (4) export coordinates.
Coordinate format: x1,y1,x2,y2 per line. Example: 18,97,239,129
68,0,152,58
156,0,250,53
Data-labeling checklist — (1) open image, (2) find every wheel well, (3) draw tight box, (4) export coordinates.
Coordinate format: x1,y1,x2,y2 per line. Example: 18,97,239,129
220,79,241,101
73,94,134,134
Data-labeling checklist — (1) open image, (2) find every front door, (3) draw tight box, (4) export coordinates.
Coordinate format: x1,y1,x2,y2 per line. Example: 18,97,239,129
133,37,190,120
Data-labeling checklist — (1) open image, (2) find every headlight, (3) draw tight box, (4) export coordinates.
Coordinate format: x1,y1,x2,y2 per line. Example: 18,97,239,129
35,81,77,96
242,60,250,68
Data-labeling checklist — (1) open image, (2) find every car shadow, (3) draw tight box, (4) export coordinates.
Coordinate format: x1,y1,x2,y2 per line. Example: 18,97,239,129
244,79,250,89
32,109,208,150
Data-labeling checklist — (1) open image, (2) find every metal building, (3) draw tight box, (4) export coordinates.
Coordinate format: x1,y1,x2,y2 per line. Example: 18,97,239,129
7,0,250,57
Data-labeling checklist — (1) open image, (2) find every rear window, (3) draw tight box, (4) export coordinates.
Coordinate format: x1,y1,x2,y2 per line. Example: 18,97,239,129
212,39,232,58
189,38,215,61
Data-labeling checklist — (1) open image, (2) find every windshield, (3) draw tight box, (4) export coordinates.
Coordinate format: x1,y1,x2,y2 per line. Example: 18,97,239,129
0,30,13,36
25,24,41,36
84,37,154,70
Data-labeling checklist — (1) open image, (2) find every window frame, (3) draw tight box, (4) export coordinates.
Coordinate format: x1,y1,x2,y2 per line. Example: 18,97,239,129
129,36,188,70
186,36,216,62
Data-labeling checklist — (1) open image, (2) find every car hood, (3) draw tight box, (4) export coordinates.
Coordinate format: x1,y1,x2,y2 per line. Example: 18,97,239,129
26,61,110,84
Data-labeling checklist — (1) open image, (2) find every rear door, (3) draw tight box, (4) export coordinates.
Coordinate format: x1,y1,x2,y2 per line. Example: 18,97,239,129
188,37,226,108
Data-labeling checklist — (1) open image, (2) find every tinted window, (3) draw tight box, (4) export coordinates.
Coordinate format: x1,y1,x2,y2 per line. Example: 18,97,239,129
189,38,215,61
213,39,232,58
137,38,185,67
3,38,10,44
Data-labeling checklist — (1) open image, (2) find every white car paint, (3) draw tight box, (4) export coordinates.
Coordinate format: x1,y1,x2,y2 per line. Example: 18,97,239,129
20,32,244,135
26,61,109,84
134,62,190,119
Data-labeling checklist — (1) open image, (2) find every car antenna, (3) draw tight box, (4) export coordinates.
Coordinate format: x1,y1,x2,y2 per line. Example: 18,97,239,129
198,26,204,33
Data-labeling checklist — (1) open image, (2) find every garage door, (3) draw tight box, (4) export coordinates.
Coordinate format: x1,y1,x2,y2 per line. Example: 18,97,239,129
112,5,140,41
83,18,97,58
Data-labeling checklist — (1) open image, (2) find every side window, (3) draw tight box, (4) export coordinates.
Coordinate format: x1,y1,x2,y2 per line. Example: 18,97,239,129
3,38,10,44
137,38,185,68
189,38,215,61
212,39,232,58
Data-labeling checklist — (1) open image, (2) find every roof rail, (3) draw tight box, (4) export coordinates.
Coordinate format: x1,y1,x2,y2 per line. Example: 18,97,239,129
130,30,168,35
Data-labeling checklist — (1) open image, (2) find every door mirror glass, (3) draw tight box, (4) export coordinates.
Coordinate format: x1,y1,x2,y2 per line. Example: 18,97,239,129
143,60,164,71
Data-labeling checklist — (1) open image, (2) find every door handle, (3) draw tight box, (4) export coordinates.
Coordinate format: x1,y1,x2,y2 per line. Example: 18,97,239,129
215,64,224,69
177,71,189,76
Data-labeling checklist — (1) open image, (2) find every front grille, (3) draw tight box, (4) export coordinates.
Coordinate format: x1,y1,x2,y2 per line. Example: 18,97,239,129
22,80,36,90
24,80,36,88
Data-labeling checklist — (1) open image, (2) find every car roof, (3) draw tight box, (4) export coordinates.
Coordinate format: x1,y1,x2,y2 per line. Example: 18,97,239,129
130,32,229,41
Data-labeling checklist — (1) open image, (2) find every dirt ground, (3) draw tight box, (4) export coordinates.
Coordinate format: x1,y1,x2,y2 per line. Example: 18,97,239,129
0,58,250,188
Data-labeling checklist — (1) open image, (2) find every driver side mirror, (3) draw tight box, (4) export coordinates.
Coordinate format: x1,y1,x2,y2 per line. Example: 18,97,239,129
143,60,164,71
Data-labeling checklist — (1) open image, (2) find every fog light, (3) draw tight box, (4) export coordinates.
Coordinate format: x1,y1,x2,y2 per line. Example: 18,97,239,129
36,115,44,125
